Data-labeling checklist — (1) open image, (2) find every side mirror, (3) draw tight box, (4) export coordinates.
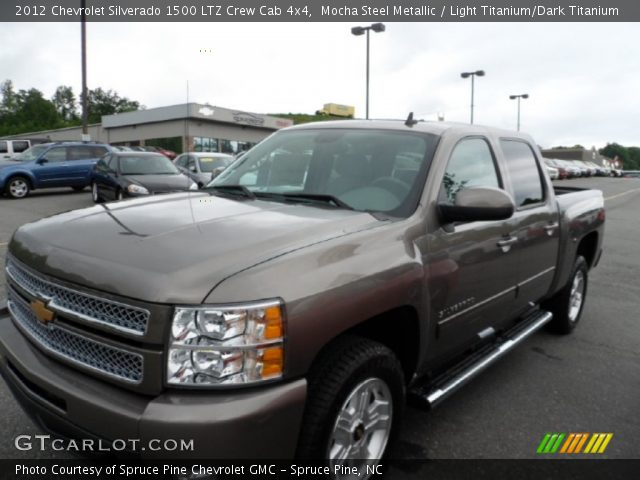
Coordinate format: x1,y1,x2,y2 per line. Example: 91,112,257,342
438,186,515,223
37,158,49,164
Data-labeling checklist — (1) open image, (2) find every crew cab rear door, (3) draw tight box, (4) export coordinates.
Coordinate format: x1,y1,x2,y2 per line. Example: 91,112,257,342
497,138,560,316
427,136,518,358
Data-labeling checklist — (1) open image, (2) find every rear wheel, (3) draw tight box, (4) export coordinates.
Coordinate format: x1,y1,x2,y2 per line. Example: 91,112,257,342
544,255,588,334
296,336,404,474
6,176,30,199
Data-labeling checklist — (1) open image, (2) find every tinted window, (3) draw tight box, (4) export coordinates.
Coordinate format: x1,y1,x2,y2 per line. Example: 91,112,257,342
199,156,233,172
501,140,544,207
0,141,6,154
12,141,29,152
440,138,500,203
45,147,68,162
91,146,108,157
119,155,179,175
68,146,95,160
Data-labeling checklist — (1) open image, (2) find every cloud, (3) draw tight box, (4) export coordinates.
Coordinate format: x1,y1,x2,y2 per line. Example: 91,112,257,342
0,21,638,148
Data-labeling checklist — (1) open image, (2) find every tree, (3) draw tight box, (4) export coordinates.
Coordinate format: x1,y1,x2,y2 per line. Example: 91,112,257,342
0,80,18,116
52,85,78,122
85,87,141,123
599,143,630,167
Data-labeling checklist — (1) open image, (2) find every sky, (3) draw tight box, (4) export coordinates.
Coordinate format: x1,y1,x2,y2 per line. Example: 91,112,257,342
1,21,638,149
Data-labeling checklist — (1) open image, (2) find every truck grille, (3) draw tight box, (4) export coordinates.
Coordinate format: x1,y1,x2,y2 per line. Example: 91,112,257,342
6,257,149,336
7,288,144,384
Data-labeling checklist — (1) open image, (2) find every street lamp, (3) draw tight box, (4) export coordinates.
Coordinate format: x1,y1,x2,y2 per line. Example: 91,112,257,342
460,70,485,124
509,93,529,131
351,23,385,120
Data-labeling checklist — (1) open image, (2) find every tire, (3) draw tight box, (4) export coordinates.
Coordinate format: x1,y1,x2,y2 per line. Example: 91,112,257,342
72,186,85,192
116,190,124,201
544,255,588,334
5,176,30,199
296,336,404,471
91,182,103,203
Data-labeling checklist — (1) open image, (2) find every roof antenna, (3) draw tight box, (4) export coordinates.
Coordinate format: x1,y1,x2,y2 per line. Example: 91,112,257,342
405,112,418,127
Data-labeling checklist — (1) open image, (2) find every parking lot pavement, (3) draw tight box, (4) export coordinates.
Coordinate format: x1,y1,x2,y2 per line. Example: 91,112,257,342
0,177,639,460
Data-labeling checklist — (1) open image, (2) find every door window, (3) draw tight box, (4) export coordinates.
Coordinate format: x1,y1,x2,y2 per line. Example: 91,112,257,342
175,155,188,168
0,141,7,154
500,140,544,207
12,141,30,153
440,138,501,203
187,156,197,172
44,147,68,162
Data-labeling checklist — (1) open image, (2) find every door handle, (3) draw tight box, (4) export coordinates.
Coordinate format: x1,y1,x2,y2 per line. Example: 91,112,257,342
544,222,559,236
497,235,518,253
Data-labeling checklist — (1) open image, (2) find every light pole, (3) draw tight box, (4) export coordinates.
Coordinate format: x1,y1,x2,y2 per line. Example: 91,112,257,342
81,0,88,138
509,93,529,131
351,23,385,120
460,70,485,124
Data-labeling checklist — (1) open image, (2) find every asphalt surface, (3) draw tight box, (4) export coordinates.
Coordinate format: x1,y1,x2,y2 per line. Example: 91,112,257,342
0,178,639,462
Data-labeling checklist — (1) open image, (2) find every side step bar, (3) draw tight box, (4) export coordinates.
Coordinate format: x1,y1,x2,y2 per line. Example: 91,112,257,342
410,309,553,409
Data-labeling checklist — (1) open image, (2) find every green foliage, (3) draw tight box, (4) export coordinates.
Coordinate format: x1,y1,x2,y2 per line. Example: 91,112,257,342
599,143,640,170
84,87,141,123
269,112,350,125
0,80,143,137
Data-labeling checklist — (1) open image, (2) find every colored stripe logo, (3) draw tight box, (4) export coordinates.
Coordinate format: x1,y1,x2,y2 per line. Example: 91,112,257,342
537,433,613,454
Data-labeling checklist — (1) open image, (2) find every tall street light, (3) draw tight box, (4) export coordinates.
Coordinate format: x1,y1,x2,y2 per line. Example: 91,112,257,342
460,70,485,124
81,0,88,139
351,23,385,120
509,93,529,131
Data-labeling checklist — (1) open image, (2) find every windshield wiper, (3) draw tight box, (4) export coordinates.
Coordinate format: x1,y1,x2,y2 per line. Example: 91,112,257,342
204,184,256,199
278,192,354,210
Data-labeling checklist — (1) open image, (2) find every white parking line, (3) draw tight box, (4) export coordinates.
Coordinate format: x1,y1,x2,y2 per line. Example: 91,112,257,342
0,242,7,247
604,187,640,202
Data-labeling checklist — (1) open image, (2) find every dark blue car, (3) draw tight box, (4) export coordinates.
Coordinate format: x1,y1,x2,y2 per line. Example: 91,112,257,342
0,142,112,199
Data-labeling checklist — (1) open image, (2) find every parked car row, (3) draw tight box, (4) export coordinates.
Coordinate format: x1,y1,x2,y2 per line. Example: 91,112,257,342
0,141,231,200
544,158,621,179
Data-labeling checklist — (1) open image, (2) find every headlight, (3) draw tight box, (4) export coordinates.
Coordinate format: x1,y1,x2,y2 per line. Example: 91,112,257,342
167,300,285,387
127,184,149,194
188,182,198,190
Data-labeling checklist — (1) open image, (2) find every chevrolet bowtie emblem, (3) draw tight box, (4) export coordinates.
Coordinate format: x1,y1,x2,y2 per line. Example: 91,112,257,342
30,299,54,325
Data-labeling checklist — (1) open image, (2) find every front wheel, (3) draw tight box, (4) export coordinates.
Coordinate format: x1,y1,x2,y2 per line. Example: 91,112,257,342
91,182,103,203
544,255,588,334
296,336,404,473
5,177,30,199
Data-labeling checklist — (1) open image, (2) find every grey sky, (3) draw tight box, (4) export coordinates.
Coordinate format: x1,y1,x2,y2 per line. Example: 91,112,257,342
1,22,638,148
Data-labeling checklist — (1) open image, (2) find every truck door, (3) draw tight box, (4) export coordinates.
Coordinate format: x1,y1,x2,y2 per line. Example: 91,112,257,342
428,137,518,358
499,139,560,316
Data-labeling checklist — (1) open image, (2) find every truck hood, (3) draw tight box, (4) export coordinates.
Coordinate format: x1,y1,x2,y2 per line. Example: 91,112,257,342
9,192,382,303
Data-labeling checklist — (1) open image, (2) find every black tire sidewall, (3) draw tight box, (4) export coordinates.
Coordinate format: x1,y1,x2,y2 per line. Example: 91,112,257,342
547,255,588,334
297,337,405,461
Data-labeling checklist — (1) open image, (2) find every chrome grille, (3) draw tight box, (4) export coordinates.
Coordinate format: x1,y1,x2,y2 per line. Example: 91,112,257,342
7,288,143,384
6,258,149,335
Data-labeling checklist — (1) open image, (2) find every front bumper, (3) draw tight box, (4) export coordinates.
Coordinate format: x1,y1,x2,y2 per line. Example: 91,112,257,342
0,311,307,458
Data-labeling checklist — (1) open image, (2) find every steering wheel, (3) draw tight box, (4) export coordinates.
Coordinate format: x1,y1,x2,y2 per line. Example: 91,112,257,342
371,176,411,201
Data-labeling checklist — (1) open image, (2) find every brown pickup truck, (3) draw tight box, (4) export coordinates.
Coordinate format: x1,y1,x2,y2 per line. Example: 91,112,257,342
0,120,604,468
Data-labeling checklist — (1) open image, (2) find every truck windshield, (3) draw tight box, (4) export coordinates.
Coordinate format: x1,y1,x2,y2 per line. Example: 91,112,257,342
211,128,438,217
13,145,48,161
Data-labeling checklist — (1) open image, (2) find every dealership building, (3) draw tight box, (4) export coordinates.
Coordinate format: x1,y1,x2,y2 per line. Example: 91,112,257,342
0,103,294,154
